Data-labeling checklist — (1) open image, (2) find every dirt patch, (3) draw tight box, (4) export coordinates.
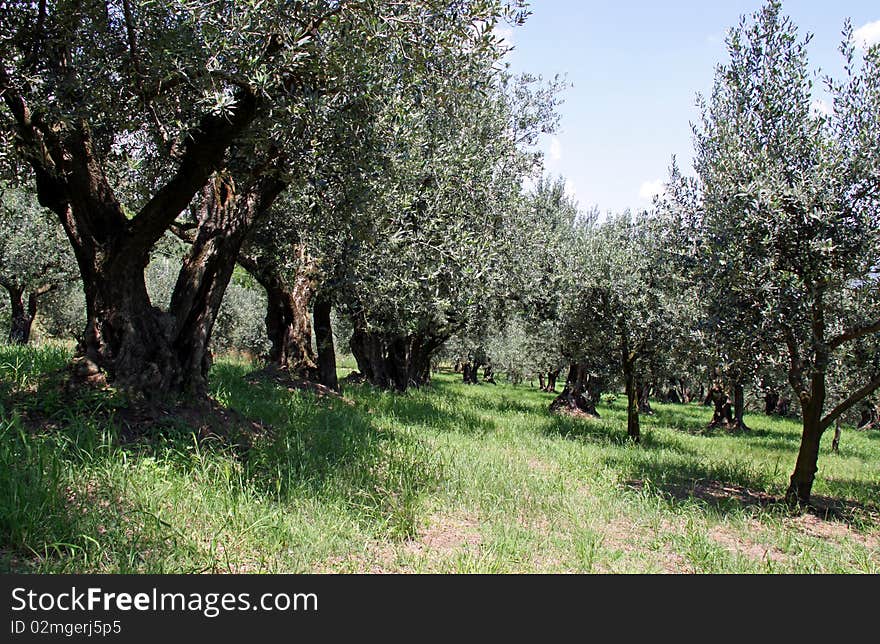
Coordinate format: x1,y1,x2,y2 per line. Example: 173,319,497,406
550,407,600,420
598,517,638,552
787,513,880,550
526,457,556,475
406,512,483,556
656,551,690,574
707,524,788,563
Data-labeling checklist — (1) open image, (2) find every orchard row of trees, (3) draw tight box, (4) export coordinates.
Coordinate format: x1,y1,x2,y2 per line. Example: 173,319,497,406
1,1,879,505
446,1,880,506
0,0,554,394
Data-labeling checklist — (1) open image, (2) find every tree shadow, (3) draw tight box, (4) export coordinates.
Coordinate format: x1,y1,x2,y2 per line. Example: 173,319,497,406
540,411,705,458
0,361,449,572
609,453,879,530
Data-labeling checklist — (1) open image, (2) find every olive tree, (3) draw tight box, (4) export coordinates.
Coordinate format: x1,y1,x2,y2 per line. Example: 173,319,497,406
692,0,880,504
556,212,689,441
0,0,517,397
0,185,76,343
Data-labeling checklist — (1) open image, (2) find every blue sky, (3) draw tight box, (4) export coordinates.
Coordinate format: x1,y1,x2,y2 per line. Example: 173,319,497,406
502,1,880,214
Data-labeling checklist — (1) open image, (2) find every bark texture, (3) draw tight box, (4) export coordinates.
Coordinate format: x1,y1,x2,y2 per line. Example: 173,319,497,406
313,293,338,391
3,74,258,397
238,245,319,380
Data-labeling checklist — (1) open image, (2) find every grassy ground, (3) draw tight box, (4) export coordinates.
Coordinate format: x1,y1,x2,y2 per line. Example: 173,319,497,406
1,343,878,573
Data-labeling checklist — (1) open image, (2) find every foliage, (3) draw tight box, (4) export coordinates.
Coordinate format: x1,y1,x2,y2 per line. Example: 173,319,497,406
0,186,77,296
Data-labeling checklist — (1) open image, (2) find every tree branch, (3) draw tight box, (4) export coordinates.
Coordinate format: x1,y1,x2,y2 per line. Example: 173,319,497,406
829,317,880,350
32,283,58,298
820,373,880,432
127,89,258,254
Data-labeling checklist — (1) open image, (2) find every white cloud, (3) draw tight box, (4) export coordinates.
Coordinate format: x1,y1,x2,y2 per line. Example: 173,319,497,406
810,98,832,118
854,20,880,51
638,179,664,202
548,137,562,161
493,24,515,52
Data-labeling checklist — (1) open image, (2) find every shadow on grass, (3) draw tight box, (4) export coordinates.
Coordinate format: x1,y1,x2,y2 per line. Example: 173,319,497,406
343,384,500,437
541,410,706,460
0,360,448,572
608,451,879,529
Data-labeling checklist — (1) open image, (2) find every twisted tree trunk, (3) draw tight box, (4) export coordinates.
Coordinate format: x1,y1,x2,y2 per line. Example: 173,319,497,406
349,321,446,391
549,362,599,416
238,243,319,380
313,293,338,391
707,384,733,428
6,84,258,398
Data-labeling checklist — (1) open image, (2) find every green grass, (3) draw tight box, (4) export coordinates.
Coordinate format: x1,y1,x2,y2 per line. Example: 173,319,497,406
1,344,878,573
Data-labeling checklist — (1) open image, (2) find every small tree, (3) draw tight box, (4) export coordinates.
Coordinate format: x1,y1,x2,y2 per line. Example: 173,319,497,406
0,186,76,344
557,212,688,441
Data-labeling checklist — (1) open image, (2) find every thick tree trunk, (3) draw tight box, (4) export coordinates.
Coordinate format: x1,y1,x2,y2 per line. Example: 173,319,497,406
622,355,640,443
707,385,733,428
9,88,258,399
169,177,252,395
549,362,598,416
239,243,318,380
262,274,317,377
77,251,183,394
350,322,445,391
313,293,338,391
538,373,546,391
733,381,749,431
546,369,559,392
462,360,482,385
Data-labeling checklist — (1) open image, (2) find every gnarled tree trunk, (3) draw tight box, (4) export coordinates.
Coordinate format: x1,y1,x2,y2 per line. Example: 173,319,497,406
313,293,338,391
167,173,288,396
549,362,598,416
238,243,318,381
349,321,446,391
707,384,733,428
7,87,258,398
